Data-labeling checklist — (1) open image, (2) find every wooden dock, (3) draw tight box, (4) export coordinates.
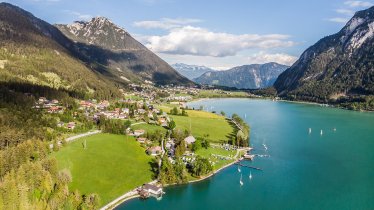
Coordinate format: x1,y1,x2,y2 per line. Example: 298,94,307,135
235,162,263,171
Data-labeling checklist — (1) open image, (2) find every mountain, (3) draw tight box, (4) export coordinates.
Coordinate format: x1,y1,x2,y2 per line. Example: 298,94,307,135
171,63,215,80
274,6,374,104
55,18,191,85
0,2,120,99
194,63,288,89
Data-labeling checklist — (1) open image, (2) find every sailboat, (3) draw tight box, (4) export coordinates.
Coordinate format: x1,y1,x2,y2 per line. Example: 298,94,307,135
309,128,312,134
320,130,323,136
249,171,252,180
238,166,241,173
240,174,243,186
333,128,336,132
263,143,268,151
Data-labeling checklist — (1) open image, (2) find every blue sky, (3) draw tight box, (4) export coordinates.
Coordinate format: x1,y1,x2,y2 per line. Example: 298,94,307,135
3,0,374,69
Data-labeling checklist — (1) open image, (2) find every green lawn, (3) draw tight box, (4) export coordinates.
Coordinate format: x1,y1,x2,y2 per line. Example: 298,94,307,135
195,147,236,170
51,133,154,207
171,110,234,143
131,123,167,134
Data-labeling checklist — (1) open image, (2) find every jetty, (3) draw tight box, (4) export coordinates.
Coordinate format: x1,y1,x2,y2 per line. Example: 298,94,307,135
235,162,262,171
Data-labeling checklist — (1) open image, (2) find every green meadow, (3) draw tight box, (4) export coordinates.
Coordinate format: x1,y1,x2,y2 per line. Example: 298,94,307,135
51,133,154,206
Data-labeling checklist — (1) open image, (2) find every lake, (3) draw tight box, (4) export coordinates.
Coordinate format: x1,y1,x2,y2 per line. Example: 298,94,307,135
116,98,374,210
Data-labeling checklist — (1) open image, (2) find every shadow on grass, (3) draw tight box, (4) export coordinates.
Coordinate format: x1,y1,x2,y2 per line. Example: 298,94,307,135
148,159,159,180
226,119,239,144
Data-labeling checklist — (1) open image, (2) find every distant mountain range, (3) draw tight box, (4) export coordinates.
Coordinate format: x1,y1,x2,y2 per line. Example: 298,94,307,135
194,63,289,89
171,63,215,80
274,6,374,103
0,2,191,100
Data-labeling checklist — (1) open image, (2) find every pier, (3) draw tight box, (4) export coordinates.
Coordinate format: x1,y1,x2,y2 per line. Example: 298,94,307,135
235,162,263,171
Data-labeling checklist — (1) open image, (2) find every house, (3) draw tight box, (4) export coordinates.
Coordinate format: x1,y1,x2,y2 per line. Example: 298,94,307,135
147,146,162,156
38,97,47,103
57,122,64,127
158,117,168,127
184,136,196,145
67,122,76,130
139,184,164,198
137,137,148,144
122,108,130,114
134,129,145,137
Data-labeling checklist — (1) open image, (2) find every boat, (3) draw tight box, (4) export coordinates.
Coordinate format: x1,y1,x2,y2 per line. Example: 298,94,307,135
333,128,336,132
309,128,312,134
249,171,252,180
263,143,268,151
240,174,243,186
238,166,241,173
320,130,323,136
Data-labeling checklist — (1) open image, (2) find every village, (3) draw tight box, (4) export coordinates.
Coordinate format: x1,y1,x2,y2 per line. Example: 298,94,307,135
32,84,253,205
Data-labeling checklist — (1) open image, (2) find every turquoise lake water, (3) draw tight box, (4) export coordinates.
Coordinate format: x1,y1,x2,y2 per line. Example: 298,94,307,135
117,99,374,210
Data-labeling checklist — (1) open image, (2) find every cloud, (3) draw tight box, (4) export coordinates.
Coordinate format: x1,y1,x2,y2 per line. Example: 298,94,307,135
134,18,202,30
63,10,92,21
344,1,373,7
328,17,350,23
141,26,296,57
247,52,298,66
335,9,355,15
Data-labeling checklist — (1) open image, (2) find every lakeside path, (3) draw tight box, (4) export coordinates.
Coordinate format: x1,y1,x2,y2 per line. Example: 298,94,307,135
49,130,102,148
100,180,158,210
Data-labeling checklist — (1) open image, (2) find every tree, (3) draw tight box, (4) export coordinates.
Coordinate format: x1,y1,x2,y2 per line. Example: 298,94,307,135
192,156,213,177
173,159,188,184
220,111,226,117
191,139,202,152
175,140,186,158
170,107,179,115
159,156,177,185
168,120,176,130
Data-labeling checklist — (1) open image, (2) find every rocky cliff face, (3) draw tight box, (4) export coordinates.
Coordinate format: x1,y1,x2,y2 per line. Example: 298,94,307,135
274,6,374,102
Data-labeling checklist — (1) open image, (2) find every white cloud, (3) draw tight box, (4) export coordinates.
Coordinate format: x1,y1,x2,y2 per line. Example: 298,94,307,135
64,10,92,21
134,18,202,30
335,9,355,15
142,26,296,57
328,17,350,23
247,52,298,66
344,1,373,7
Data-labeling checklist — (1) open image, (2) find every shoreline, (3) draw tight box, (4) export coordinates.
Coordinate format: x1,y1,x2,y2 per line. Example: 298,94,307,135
102,158,241,210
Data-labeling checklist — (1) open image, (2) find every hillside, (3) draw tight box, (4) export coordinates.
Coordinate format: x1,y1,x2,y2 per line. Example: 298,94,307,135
0,2,120,99
171,63,215,80
274,6,374,108
56,18,192,85
194,63,288,89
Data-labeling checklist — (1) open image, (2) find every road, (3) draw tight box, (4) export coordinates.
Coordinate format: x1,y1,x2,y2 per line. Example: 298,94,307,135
49,130,101,149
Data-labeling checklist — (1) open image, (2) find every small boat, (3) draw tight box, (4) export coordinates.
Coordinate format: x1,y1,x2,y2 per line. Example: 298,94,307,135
240,174,243,186
320,130,323,136
238,166,241,173
249,171,252,180
263,143,268,151
333,128,336,132
244,113,247,118
309,128,312,134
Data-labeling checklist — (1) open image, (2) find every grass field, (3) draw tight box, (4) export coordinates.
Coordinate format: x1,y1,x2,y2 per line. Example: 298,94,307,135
131,123,167,134
51,133,154,206
195,147,237,170
171,110,234,143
